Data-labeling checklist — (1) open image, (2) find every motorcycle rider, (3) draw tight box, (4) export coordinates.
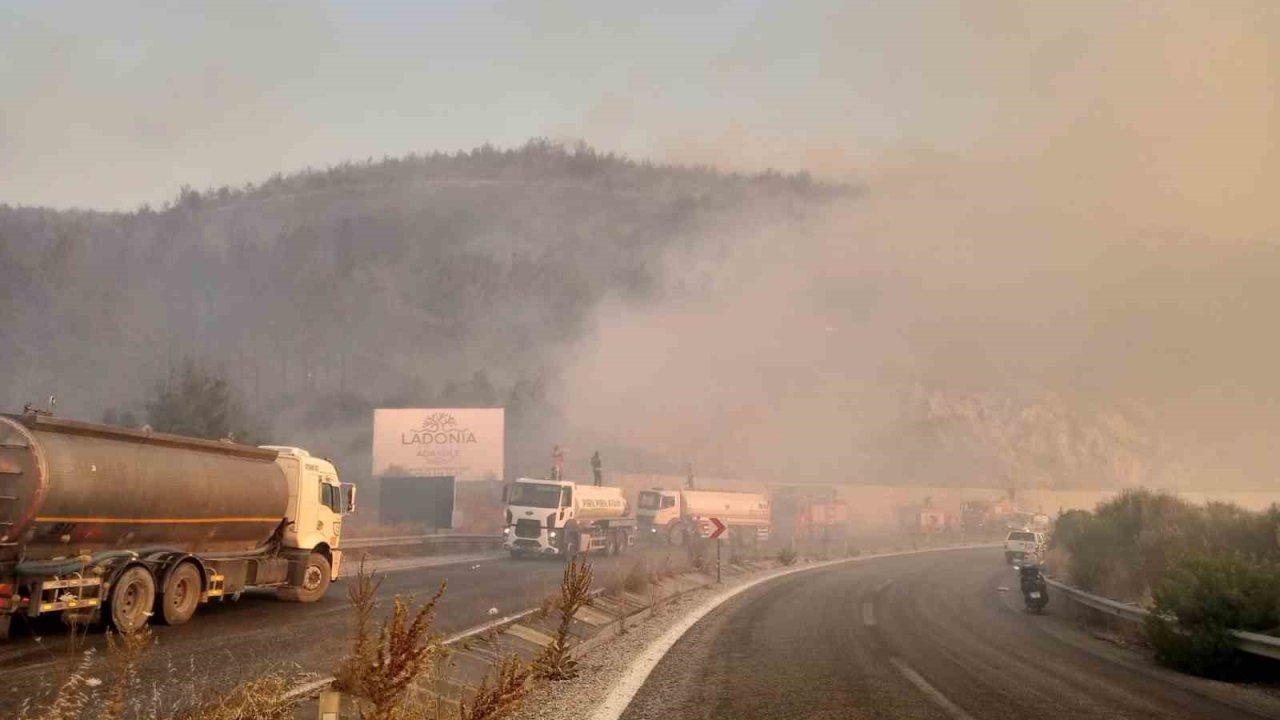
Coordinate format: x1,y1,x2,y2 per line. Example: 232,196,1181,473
1019,554,1049,612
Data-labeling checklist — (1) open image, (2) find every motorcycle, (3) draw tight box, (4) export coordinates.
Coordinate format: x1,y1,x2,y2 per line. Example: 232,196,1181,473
1019,562,1049,613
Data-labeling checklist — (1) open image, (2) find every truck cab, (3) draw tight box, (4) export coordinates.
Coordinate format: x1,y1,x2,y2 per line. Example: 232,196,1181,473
502,477,633,558
503,478,573,557
637,489,680,538
261,446,356,581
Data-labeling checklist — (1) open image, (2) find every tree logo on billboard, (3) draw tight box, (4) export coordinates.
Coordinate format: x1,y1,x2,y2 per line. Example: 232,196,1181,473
400,412,478,465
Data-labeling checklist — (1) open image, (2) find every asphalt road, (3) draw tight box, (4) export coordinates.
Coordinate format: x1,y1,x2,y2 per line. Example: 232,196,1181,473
0,544,682,715
621,547,1280,720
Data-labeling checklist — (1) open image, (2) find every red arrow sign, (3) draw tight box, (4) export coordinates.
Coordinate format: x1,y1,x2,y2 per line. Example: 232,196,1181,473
706,517,726,540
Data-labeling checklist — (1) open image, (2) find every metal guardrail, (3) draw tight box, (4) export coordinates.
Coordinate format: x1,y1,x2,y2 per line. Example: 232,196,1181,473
1045,577,1280,661
341,533,502,551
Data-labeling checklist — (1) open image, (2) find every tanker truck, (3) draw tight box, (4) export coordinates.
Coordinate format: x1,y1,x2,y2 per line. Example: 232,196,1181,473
501,477,634,558
636,489,770,548
0,412,355,639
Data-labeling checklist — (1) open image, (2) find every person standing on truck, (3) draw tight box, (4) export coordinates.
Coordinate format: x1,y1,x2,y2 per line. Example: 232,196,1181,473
552,445,565,481
591,451,602,486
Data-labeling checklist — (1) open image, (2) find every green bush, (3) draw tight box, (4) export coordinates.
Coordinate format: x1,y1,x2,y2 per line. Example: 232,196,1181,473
1145,555,1280,676
1053,490,1280,599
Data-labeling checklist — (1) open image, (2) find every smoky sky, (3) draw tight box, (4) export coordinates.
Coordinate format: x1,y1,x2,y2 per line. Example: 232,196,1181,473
2,1,1277,488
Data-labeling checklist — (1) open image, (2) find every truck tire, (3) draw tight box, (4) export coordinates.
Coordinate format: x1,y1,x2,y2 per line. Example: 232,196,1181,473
110,566,156,634
278,553,331,603
159,562,202,626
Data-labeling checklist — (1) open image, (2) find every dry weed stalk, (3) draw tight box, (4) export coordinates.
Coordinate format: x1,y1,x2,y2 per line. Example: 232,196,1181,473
458,655,531,720
360,586,448,720
104,626,154,718
532,553,592,681
336,555,385,691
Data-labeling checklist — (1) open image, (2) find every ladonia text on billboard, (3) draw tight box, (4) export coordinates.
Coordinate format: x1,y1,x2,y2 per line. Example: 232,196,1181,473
372,408,504,482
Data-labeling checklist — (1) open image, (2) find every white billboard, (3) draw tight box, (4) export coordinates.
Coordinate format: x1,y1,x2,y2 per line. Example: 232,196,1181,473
372,408,505,482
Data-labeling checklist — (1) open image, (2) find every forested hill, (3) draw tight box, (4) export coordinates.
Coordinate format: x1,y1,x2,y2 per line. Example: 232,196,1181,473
0,141,844,479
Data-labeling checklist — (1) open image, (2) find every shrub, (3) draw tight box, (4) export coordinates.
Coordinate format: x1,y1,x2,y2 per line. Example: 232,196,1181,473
776,547,797,567
1145,554,1280,676
458,655,531,720
623,559,649,593
533,553,593,681
336,558,448,720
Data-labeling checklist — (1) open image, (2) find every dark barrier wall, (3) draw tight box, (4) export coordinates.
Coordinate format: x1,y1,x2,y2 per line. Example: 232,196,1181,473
379,476,455,529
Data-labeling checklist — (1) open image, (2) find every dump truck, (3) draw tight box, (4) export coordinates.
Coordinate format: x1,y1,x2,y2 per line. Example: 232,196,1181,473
636,489,770,547
502,477,634,558
0,412,354,639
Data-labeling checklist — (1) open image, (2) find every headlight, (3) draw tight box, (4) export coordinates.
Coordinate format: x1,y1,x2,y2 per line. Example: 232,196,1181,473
549,531,558,539
502,527,510,535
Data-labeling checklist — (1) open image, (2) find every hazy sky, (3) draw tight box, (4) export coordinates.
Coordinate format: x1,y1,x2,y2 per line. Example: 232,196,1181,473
1,0,1276,234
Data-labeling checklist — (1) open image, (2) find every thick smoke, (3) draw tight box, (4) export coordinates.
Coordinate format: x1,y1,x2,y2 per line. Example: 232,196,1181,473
560,1,1280,488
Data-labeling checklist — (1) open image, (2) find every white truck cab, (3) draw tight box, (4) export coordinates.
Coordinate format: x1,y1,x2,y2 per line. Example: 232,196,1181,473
261,446,356,581
502,477,634,558
637,489,681,532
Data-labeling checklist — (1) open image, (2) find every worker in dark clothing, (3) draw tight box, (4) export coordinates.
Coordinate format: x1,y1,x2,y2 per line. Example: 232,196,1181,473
591,451,602,486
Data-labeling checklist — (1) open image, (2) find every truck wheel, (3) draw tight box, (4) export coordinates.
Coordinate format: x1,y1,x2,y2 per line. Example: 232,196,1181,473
279,553,332,603
110,566,156,634
159,562,202,626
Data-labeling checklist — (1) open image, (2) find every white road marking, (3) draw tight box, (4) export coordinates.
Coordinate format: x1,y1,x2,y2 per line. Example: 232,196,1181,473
861,601,876,626
890,656,977,720
588,544,999,720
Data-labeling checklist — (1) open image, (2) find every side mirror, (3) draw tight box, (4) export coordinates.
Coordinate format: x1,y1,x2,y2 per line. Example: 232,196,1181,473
501,484,509,503
342,483,358,514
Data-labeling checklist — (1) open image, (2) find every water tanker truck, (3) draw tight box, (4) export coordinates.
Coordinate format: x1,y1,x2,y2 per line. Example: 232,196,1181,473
0,412,354,639
502,478,634,558
636,489,770,547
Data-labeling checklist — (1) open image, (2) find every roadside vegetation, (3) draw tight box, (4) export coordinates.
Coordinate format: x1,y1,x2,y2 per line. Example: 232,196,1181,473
1050,489,1280,675
532,554,594,681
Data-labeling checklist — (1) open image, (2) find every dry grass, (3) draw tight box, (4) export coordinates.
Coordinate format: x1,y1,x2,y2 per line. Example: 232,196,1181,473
104,627,154,718
536,592,561,619
457,655,532,720
776,547,798,566
532,554,593,681
174,676,296,720
17,648,97,720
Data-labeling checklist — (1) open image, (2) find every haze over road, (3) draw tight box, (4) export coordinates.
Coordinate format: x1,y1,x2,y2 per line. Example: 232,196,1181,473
620,548,1280,720
0,549,671,714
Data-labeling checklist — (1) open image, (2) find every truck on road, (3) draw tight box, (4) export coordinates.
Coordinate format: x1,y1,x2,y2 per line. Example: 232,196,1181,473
502,477,634,558
0,412,354,639
636,489,770,548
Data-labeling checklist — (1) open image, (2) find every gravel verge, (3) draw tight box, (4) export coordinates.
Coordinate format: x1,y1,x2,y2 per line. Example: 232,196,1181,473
507,560,802,720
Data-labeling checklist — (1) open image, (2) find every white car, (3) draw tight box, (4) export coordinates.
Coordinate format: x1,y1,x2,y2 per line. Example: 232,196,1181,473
1004,529,1046,564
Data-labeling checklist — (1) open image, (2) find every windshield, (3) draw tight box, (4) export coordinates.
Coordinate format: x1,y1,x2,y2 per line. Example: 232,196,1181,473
1008,531,1036,541
508,483,563,509
638,491,661,510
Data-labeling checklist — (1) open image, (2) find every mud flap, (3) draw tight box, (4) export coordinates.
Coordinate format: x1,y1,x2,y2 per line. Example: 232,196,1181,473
0,614,11,641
